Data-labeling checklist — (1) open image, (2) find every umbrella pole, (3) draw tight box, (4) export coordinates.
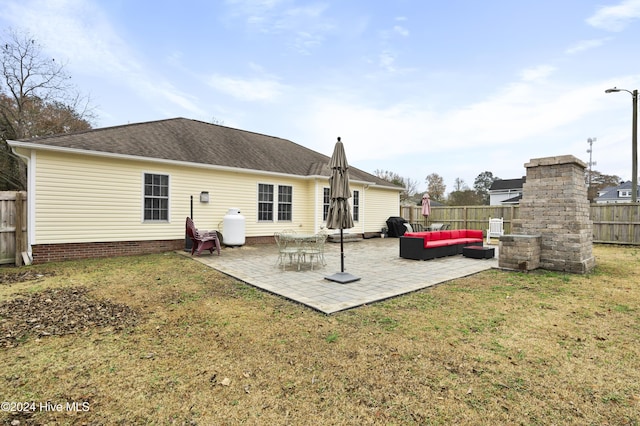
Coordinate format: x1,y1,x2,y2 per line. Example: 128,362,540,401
324,227,360,284
340,228,345,272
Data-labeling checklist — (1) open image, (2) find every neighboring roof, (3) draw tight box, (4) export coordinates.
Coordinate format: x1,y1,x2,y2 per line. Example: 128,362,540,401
489,177,526,191
9,117,398,188
502,194,522,203
595,181,639,201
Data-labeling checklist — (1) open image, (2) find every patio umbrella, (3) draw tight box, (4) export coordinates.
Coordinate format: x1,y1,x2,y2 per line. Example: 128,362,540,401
325,137,360,284
421,193,431,217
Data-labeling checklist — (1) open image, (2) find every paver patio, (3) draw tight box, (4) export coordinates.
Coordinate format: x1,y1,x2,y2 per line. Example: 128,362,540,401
185,237,499,314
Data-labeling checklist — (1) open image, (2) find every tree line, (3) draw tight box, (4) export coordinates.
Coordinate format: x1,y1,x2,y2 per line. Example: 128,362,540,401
375,168,623,206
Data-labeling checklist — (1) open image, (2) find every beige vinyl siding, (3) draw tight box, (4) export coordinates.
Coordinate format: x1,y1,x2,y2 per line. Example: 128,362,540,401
362,186,400,233
32,151,323,244
313,182,400,235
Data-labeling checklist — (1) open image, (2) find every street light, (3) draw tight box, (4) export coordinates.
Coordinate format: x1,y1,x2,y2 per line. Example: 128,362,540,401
605,87,638,203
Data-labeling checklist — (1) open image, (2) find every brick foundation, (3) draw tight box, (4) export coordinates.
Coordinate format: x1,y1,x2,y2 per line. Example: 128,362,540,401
30,236,281,264
32,239,185,264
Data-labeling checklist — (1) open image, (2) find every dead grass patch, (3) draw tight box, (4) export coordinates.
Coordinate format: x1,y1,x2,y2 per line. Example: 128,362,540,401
1,245,639,425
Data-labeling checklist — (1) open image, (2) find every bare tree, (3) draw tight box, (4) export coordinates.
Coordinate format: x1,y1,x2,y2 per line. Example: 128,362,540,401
374,169,418,202
0,28,94,190
425,173,446,201
453,177,468,191
585,170,622,202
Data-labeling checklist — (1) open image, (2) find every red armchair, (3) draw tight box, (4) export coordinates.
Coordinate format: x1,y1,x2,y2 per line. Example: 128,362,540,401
186,217,221,256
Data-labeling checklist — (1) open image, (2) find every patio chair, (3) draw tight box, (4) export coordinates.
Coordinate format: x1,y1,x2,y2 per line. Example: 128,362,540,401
486,217,504,244
186,217,221,256
298,233,327,271
429,223,444,231
274,231,299,270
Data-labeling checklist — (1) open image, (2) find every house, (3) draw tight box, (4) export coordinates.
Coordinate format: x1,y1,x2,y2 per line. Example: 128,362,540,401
488,177,525,205
8,118,403,264
594,181,639,204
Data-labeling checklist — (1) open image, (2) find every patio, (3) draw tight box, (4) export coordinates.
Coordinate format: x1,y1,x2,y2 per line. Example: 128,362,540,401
185,237,499,314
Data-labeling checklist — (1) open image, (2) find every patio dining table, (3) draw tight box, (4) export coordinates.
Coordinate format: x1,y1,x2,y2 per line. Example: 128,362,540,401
278,233,327,271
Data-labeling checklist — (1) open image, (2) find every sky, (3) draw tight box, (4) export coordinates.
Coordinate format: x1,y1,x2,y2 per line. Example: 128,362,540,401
2,0,640,195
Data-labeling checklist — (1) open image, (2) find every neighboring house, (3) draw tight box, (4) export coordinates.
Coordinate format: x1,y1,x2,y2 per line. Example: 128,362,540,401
594,181,639,204
488,177,525,205
8,118,403,264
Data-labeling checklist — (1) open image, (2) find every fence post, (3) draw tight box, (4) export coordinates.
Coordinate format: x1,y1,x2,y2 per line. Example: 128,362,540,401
14,192,24,266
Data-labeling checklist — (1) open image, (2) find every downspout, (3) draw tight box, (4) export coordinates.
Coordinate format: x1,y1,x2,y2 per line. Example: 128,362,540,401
361,184,369,235
10,145,34,264
314,179,319,233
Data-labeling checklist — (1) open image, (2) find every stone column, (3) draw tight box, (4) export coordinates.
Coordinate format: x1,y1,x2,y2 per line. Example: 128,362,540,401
510,155,595,273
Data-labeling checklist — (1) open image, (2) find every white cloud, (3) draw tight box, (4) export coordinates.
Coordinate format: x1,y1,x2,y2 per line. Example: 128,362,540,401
298,71,612,167
565,38,610,54
1,0,205,117
587,0,640,31
393,25,409,37
520,65,556,82
224,0,333,53
208,74,285,101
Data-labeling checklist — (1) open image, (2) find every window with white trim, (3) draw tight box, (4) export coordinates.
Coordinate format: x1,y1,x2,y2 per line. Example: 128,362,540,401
278,185,292,221
323,187,330,221
144,173,169,221
258,184,274,221
352,190,360,221
258,183,294,222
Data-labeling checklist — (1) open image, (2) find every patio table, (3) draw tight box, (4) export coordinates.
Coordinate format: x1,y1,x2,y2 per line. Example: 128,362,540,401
280,233,326,271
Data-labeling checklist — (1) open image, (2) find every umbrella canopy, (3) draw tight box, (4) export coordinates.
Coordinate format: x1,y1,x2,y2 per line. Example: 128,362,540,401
326,138,354,230
421,193,431,217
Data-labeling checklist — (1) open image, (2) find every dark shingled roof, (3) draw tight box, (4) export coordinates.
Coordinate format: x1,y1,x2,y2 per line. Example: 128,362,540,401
16,117,397,187
489,177,526,191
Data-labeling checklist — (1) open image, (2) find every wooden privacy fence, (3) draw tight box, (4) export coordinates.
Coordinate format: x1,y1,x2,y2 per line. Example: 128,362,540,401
401,203,640,245
0,191,28,266
401,205,519,234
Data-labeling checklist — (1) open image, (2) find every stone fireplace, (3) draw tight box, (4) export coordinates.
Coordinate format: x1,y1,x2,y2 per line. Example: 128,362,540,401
499,155,595,274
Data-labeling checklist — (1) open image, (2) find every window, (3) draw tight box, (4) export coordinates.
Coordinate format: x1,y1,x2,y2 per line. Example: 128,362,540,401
278,185,292,221
258,183,293,221
352,190,360,221
144,173,169,221
323,188,330,220
258,184,274,221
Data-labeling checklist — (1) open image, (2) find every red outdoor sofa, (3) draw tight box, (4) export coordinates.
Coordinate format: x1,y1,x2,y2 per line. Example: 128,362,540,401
400,229,483,260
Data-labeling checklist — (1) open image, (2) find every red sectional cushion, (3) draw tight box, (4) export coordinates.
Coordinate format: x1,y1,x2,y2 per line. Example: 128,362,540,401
403,232,429,239
425,240,450,248
403,229,483,249
464,229,483,239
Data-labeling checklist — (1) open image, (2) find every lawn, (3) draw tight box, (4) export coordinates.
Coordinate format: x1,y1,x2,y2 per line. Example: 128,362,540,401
1,245,639,425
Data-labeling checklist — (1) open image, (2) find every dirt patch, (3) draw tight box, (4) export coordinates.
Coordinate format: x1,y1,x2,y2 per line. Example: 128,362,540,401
0,286,139,348
0,270,56,285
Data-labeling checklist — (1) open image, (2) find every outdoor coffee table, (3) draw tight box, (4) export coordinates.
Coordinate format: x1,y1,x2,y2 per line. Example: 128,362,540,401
462,246,495,259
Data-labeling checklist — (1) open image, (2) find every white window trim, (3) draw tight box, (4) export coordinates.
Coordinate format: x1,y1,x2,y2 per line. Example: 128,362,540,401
142,172,171,223
257,182,294,222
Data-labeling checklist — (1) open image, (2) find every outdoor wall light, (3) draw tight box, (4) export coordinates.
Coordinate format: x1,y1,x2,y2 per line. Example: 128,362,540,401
605,87,638,203
200,191,210,203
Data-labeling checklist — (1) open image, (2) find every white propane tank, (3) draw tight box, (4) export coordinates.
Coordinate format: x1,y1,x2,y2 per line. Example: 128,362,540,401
223,208,246,246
